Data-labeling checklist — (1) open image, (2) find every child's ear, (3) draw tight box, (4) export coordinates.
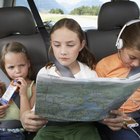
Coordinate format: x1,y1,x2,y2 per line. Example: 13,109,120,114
80,40,86,51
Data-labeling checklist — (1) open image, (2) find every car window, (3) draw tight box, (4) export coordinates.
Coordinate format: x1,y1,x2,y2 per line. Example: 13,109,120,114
15,0,110,30
133,0,140,7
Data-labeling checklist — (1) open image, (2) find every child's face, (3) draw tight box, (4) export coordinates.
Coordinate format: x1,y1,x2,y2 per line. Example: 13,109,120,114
4,52,30,80
51,27,85,69
119,47,140,68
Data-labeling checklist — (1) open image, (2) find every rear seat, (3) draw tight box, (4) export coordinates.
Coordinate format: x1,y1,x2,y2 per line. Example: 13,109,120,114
1,2,139,78
85,1,140,62
0,6,49,80
0,3,139,140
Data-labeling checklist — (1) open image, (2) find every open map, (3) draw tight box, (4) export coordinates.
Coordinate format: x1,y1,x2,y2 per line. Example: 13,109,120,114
35,74,140,121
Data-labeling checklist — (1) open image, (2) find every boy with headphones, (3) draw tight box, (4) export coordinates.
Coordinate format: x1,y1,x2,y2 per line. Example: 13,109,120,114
96,19,140,140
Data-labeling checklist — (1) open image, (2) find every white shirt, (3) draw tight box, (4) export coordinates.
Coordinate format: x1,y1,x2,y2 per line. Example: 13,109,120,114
38,61,98,79
32,62,98,111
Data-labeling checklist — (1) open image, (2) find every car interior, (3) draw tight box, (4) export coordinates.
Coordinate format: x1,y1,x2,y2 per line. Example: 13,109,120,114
86,1,140,62
0,0,139,140
0,6,48,80
0,0,139,78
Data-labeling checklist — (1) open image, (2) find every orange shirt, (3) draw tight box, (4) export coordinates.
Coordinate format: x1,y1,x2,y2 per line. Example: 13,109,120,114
96,53,140,113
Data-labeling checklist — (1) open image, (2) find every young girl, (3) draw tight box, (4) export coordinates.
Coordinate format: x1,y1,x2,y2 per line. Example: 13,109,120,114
0,42,35,140
33,18,100,140
96,20,140,140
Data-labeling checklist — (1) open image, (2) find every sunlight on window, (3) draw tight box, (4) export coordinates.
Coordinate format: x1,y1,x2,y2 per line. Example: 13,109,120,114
133,0,140,8
16,0,110,30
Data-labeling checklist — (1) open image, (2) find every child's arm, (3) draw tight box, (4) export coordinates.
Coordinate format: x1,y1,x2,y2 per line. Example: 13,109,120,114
29,84,36,109
14,77,31,117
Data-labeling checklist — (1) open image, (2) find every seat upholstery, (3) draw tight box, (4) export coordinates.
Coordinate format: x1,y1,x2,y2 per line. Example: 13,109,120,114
0,6,49,80
86,1,140,62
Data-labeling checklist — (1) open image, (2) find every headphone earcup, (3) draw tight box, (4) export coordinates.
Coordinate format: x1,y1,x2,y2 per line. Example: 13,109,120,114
117,39,123,49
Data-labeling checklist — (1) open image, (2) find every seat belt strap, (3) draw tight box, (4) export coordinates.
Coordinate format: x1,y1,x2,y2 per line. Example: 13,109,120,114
127,67,140,78
0,120,22,129
27,0,50,60
54,59,74,77
27,0,74,78
11,91,20,108
0,69,10,87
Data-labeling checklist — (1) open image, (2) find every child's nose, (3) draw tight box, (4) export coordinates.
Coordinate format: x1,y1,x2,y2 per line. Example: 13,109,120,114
60,51,67,56
131,60,140,67
60,48,68,56
15,67,20,73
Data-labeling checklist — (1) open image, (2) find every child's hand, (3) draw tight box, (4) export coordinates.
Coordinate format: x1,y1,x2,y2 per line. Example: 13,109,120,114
14,77,28,97
101,110,128,131
0,104,9,118
21,110,48,132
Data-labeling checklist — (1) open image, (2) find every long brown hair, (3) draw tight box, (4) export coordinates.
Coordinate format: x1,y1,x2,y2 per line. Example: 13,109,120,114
49,18,96,69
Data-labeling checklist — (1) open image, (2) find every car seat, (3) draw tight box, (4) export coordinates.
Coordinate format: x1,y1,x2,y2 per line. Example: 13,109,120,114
0,6,49,80
85,1,140,62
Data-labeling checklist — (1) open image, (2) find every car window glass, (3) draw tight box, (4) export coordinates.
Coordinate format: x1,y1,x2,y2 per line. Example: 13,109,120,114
133,0,140,9
15,0,110,30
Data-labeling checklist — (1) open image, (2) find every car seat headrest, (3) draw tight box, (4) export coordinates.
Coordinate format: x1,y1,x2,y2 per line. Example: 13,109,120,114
0,6,37,38
98,1,139,31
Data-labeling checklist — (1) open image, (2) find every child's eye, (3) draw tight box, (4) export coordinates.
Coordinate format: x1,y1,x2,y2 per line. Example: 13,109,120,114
67,44,74,47
54,44,60,47
20,64,26,67
8,66,14,69
129,56,136,60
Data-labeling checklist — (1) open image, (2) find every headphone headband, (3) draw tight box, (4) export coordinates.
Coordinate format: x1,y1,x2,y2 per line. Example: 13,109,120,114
116,19,140,49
